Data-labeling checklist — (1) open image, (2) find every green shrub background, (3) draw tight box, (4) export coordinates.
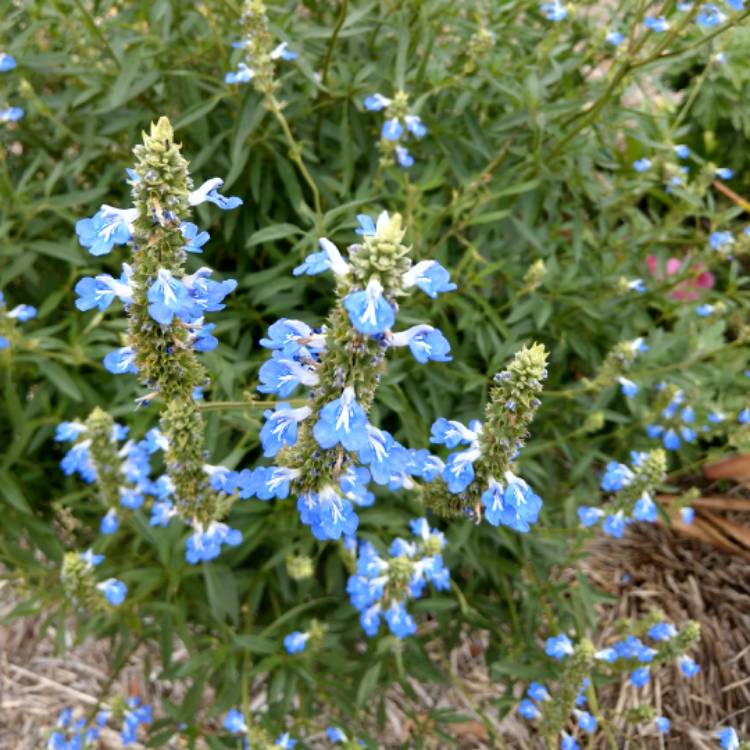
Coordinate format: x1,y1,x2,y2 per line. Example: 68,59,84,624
2,0,750,744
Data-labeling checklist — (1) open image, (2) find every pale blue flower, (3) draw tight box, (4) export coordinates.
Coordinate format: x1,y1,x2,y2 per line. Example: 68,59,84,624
716,167,734,179
618,376,638,398
313,386,369,451
75,205,137,256
271,42,298,61
147,269,201,325
402,259,457,298
389,325,452,363
223,709,247,735
633,157,652,172
261,402,312,456
679,656,700,677
384,601,417,638
97,578,127,606
103,346,137,375
343,278,396,335
697,4,726,26
283,630,310,654
225,63,254,84
680,506,695,524
606,30,625,45
187,178,242,210
395,145,414,168
7,304,36,321
363,93,391,111
630,666,650,687
294,237,350,276
540,1,567,20
257,352,319,396
633,493,658,522
0,53,16,71
180,222,210,253
545,633,574,660
644,16,669,31
655,716,671,734
577,506,604,527
0,107,23,122
674,144,690,159
717,728,740,750
381,118,403,141
100,508,119,535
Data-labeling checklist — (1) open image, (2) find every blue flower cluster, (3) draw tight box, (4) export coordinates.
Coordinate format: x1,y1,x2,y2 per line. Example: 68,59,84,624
363,93,427,168
74,176,240,374
223,709,297,748
47,698,151,749
56,420,171,536
519,677,601,748
0,290,37,349
345,518,450,639
225,41,297,84
429,416,543,532
578,452,661,538
646,389,699,450
253,211,455,539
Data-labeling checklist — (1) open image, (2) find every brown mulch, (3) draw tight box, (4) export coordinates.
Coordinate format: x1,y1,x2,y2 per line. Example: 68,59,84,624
582,518,750,749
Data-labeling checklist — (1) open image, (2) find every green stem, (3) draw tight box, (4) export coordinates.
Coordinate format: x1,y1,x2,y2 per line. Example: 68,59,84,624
266,94,323,232
320,0,349,89
586,681,618,750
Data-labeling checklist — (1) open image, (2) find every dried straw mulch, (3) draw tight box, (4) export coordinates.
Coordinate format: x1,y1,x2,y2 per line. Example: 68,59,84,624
583,518,750,749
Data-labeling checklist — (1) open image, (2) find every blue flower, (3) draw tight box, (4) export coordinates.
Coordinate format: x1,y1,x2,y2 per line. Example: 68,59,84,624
0,53,16,71
648,622,677,641
0,106,23,122
629,666,650,687
576,710,597,733
358,425,409,484
540,1,567,20
343,278,396,335
326,727,347,743
257,353,319,396
633,157,652,172
261,402,312,457
655,716,671,734
225,62,254,84
271,42,298,61
710,230,734,252
481,473,543,532
185,521,242,564
717,728,740,750
627,278,646,292
74,273,132,312
147,269,201,325
180,222,210,253
100,509,119,535
79,548,104,567
600,461,634,492
381,117,403,141
602,511,628,538
191,321,219,352
696,304,715,317
545,634,574,660
297,486,359,540
355,214,377,236
395,145,414,168
430,417,479,448
183,267,237,313
384,601,417,638
7,304,37,321
312,386,369,451
55,422,86,442
188,178,243,210
389,325,452,363
283,630,310,654
606,30,625,45
674,144,690,159
662,428,681,450
680,506,695,524
404,115,427,138
150,500,176,527
679,656,700,677
75,205,137,256
61,442,96,482
253,466,299,501
103,346,138,375
716,167,734,179
739,407,750,424
0,336,8,349
293,237,350,277
560,732,579,750
97,578,127,606
402,260,457,298
577,506,604,527
697,4,726,26
528,682,550,702
363,93,391,111
633,493,658,522
644,15,669,31
223,709,248,735
442,447,480,493
618,376,638,398
726,0,745,9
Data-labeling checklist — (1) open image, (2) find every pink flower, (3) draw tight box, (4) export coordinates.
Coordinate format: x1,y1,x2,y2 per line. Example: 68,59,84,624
645,255,715,301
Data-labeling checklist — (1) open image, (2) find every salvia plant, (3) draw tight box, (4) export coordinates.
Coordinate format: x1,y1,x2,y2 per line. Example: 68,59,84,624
4,0,750,747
